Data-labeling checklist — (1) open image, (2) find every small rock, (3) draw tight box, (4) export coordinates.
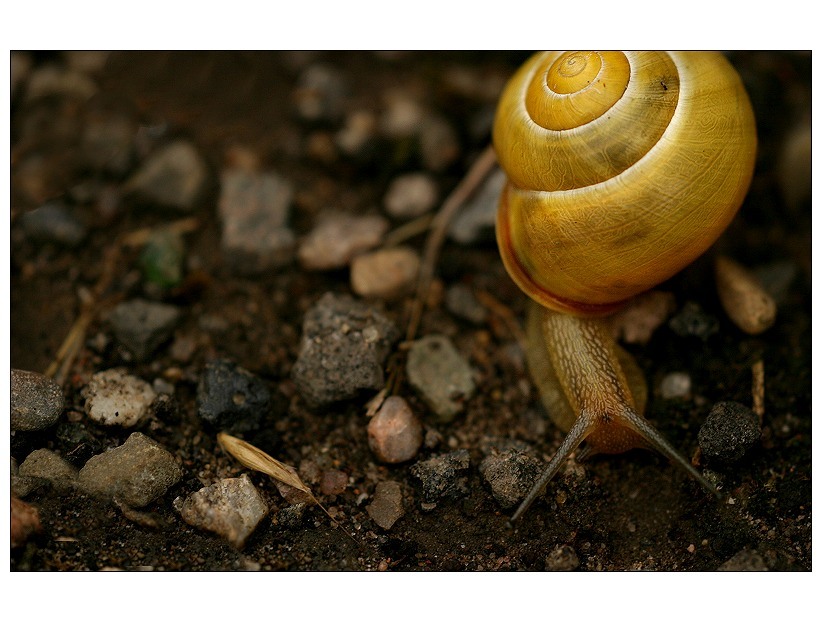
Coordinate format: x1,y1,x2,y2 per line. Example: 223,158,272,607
77,432,183,507
277,502,307,528
81,111,136,175
124,140,208,211
18,449,78,490
610,290,677,345
24,64,97,101
19,203,87,247
320,470,348,496
293,63,347,124
367,481,405,530
108,298,180,361
292,292,399,409
367,396,423,463
11,497,42,548
715,255,777,335
83,369,156,427
379,92,425,138
197,359,271,433
448,168,506,244
545,545,580,571
335,110,378,159
479,450,542,509
419,115,460,172
11,369,64,432
410,449,470,505
179,474,268,549
218,169,296,274
383,172,438,219
350,246,419,300
406,335,476,422
298,212,388,271
698,401,761,465
445,283,488,325
718,549,769,571
658,372,692,400
668,302,719,341
139,229,185,288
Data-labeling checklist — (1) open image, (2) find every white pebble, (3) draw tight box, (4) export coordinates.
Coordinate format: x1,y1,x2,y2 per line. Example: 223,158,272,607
83,369,156,427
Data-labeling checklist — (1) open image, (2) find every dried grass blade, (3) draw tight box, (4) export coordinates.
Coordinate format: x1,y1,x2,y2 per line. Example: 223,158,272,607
217,432,310,494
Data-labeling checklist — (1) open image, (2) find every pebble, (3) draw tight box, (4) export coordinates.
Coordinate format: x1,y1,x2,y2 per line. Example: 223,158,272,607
11,369,64,432
291,292,399,409
139,229,185,288
124,140,208,211
479,450,542,509
447,168,507,245
406,334,476,422
82,368,157,427
18,449,78,490
409,449,470,506
419,115,460,172
320,470,349,496
81,111,136,175
383,172,438,220
658,372,692,400
698,401,761,465
379,91,425,138
19,202,87,247
107,298,181,362
335,110,378,159
218,169,296,274
544,545,581,571
445,283,489,325
293,63,347,124
11,497,42,548
715,255,777,335
298,213,389,271
196,359,271,432
610,290,677,345
350,246,420,300
367,481,405,530
23,64,97,101
77,432,183,507
277,502,307,529
367,396,424,463
668,302,719,341
717,549,769,571
179,474,268,549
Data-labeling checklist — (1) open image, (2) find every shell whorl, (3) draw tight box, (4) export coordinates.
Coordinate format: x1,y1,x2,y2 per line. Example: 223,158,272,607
494,51,757,316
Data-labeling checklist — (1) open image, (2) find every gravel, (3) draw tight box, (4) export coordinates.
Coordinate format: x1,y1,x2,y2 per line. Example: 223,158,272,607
11,369,64,432
698,401,761,464
123,140,208,211
367,395,424,464
107,298,181,362
409,449,471,507
367,480,405,529
82,368,157,427
406,334,476,422
197,359,271,432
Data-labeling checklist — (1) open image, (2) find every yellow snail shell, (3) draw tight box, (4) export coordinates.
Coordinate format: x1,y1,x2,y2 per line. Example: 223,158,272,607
494,51,757,316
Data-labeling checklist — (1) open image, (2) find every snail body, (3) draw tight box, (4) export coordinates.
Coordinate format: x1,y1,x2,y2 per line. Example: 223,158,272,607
493,52,757,520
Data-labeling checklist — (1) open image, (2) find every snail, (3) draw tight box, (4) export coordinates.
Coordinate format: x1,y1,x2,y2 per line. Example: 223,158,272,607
493,51,757,521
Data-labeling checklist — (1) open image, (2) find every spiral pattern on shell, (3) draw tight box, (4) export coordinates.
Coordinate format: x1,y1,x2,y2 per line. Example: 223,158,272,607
494,51,757,316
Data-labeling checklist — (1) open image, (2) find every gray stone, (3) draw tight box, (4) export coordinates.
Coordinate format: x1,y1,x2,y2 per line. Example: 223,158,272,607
383,172,438,220
197,359,270,432
410,449,470,506
293,63,347,124
659,372,692,400
124,140,208,211
108,298,180,361
479,450,542,509
18,449,78,490
218,169,296,274
78,432,183,507
448,168,506,245
180,474,268,548
19,203,87,247
698,401,761,465
545,545,580,571
11,369,64,432
718,549,769,571
298,212,388,271
445,283,488,325
292,293,399,409
367,396,423,464
367,481,405,529
668,302,719,341
406,334,476,422
82,368,156,427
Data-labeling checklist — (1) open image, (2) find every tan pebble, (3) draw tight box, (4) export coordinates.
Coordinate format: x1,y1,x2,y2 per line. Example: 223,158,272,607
367,396,423,463
351,247,420,301
298,213,388,271
11,497,42,548
715,255,777,335
610,290,677,345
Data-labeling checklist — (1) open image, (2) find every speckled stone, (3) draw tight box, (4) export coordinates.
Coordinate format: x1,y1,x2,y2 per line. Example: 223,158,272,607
11,369,64,432
545,545,580,571
196,359,271,432
367,396,423,464
108,298,181,362
124,140,208,211
83,369,156,427
406,334,476,422
698,401,761,464
298,213,388,271
18,449,78,490
179,474,268,548
367,481,405,530
78,432,183,507
410,449,470,506
479,450,542,509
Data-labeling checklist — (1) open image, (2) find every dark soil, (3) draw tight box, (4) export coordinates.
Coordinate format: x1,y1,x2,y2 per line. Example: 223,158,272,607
10,51,811,571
